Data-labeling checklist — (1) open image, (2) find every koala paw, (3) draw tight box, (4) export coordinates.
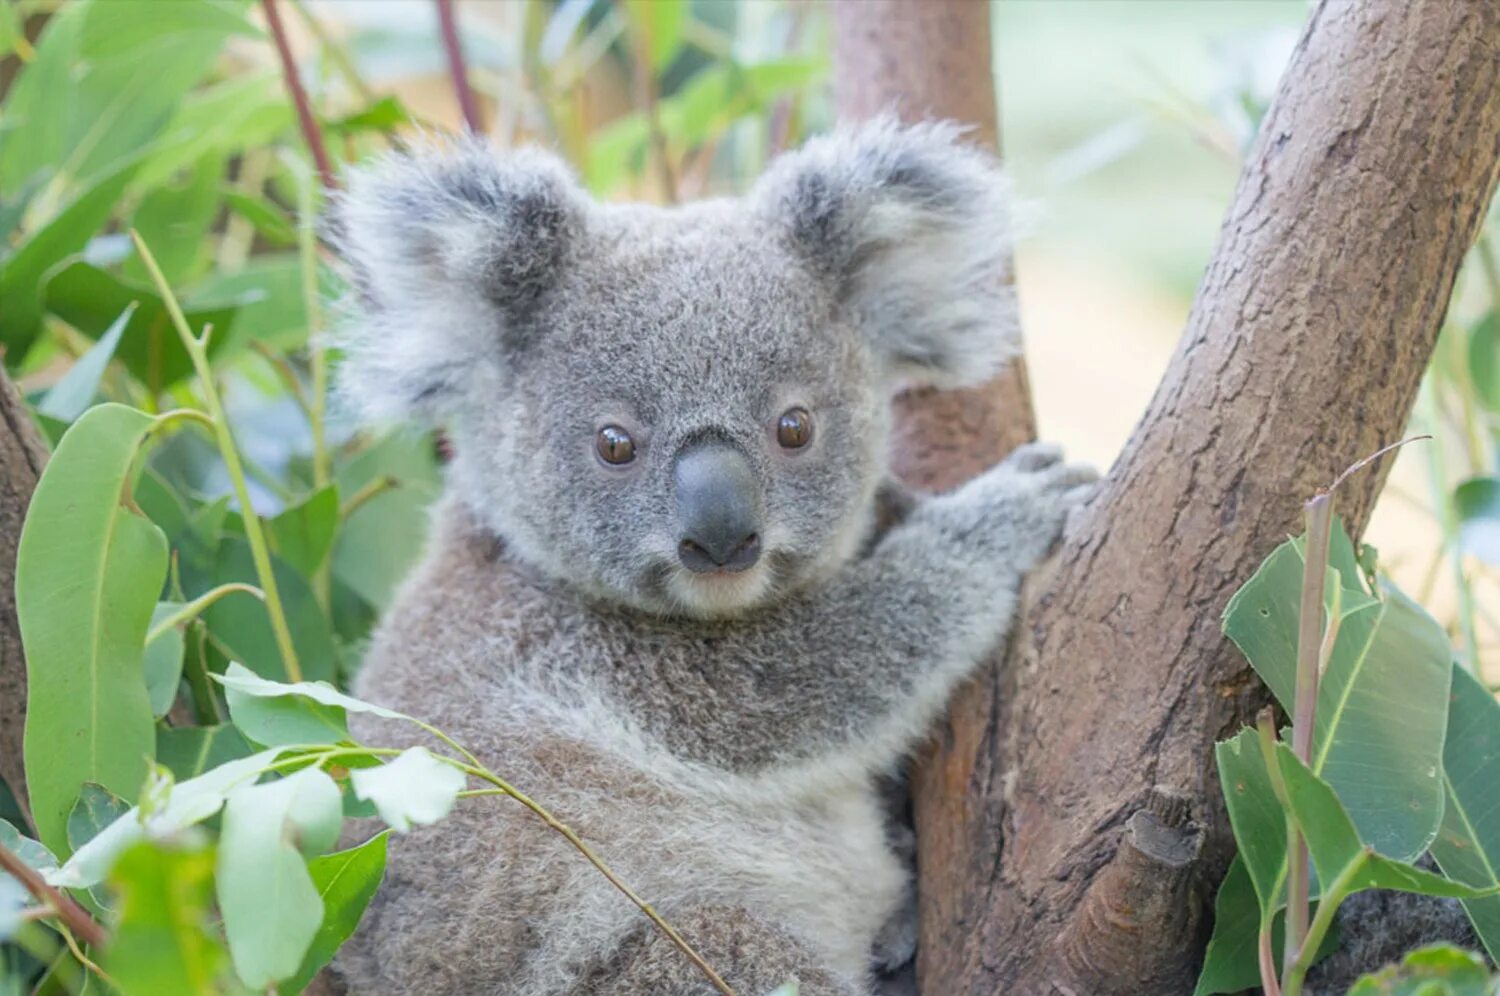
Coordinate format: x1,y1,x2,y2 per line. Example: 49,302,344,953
923,441,1097,572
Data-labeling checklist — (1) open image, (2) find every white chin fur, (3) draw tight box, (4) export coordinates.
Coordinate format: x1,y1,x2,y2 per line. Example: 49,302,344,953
665,563,775,617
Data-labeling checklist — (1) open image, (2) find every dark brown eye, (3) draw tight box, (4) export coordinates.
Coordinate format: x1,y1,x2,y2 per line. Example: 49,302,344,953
596,425,636,465
776,408,813,449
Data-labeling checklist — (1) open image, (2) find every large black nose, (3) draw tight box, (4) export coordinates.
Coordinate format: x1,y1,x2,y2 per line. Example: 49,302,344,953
674,443,763,573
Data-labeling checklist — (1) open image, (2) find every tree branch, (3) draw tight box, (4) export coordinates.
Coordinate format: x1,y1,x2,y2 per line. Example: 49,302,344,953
908,0,1500,990
434,0,484,135
0,369,46,831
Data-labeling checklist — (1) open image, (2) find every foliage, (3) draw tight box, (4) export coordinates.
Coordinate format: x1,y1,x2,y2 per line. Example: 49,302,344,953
1197,515,1500,995
0,0,823,992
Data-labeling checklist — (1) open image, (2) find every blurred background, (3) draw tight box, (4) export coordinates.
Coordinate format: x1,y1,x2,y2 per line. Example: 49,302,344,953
3,0,1498,683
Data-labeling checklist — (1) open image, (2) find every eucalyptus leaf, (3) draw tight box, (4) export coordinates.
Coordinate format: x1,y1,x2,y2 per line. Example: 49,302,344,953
283,832,390,993
155,725,255,782
36,301,135,421
105,841,229,996
0,154,141,361
351,747,466,833
205,538,338,683
17,403,166,854
217,768,342,988
1347,943,1493,996
0,819,57,877
44,260,240,391
50,749,287,890
66,783,129,854
1468,311,1500,413
144,603,187,719
1431,663,1500,963
1276,744,1499,903
1222,530,1452,860
268,484,340,577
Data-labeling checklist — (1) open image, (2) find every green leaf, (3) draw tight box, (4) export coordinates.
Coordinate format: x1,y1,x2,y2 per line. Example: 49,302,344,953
1276,744,1499,901
51,748,286,889
1194,856,1262,996
183,253,307,353
1468,311,1500,413
350,747,466,833
1347,943,1493,995
223,673,352,749
1431,664,1500,963
333,433,440,611
17,403,167,855
155,725,254,782
220,188,297,247
1223,531,1453,859
143,603,186,718
105,841,229,996
267,485,339,578
0,0,248,193
36,301,134,421
216,662,408,720
66,783,129,854
134,71,291,190
283,832,389,994
326,96,414,136
217,768,342,988
44,260,240,391
0,819,58,878
0,154,141,362
121,149,227,286
1454,477,1500,566
205,538,337,683
1215,729,1287,919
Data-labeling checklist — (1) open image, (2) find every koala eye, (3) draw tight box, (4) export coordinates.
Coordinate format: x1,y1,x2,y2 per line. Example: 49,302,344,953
596,425,636,465
776,408,813,449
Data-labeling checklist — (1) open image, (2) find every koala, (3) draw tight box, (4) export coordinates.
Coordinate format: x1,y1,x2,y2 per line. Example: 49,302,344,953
328,118,1095,996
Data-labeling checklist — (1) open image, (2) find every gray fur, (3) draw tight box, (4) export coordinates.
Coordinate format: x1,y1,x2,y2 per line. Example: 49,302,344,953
331,120,1092,994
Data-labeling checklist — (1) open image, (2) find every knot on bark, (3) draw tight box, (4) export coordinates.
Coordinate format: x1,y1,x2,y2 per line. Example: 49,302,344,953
1044,791,1207,994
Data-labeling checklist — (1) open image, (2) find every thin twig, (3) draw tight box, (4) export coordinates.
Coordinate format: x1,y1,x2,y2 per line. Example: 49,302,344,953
0,842,107,949
262,0,339,190
340,475,399,520
1326,434,1432,494
447,758,734,995
434,0,485,134
288,0,377,104
132,233,306,683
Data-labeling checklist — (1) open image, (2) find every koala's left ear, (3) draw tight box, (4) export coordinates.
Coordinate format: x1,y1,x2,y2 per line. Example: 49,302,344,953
753,117,1017,388
330,140,588,424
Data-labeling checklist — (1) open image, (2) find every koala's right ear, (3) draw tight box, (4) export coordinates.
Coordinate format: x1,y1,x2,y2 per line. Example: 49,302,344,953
330,141,587,424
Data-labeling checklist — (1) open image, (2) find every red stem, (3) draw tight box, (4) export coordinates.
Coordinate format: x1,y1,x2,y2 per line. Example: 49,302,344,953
435,0,485,134
261,0,338,190
0,842,107,950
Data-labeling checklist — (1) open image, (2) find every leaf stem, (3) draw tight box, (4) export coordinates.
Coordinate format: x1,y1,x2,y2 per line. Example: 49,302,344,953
438,754,733,995
1283,855,1367,996
130,231,306,683
1285,492,1333,969
340,475,398,520
146,584,264,644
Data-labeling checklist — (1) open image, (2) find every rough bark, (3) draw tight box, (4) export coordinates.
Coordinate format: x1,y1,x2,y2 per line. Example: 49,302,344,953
894,0,1500,992
0,369,45,830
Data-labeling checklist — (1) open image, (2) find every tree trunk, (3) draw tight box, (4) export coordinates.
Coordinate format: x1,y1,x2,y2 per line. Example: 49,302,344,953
0,369,45,831
833,0,1500,991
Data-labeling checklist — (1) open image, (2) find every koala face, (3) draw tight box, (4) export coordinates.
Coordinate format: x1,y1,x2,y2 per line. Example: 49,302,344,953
334,119,1016,617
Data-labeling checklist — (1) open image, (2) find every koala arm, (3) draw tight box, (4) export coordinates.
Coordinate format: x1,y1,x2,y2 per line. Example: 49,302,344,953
718,443,1095,773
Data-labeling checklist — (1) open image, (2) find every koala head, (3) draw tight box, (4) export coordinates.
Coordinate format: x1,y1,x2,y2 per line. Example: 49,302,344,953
333,118,1016,618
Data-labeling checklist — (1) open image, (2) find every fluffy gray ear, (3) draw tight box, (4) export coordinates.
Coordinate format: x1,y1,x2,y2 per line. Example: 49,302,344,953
330,140,587,424
754,117,1017,388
